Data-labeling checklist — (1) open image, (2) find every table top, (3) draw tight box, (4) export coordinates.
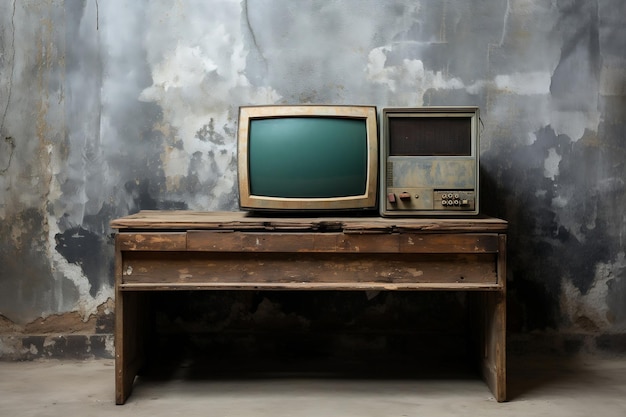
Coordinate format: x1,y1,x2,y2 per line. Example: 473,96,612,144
111,211,508,233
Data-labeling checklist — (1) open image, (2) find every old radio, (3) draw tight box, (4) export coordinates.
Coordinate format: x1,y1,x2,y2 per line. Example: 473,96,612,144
380,107,480,217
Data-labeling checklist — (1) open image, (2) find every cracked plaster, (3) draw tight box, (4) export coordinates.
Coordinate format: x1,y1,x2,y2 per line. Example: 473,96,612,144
1,0,625,358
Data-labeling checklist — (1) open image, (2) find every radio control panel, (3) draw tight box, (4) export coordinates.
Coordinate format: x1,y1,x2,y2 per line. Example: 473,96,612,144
434,190,476,210
385,188,476,212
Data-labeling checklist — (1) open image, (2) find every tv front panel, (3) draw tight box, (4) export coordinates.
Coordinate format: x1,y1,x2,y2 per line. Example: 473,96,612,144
380,107,480,217
238,105,378,212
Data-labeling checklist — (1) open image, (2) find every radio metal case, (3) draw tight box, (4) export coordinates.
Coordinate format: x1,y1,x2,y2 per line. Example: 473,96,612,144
380,107,480,217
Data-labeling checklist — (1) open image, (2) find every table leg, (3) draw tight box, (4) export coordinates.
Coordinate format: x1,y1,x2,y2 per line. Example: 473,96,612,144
115,291,148,404
476,290,507,402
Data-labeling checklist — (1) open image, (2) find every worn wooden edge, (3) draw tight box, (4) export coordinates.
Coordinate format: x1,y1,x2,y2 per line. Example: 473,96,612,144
496,236,507,401
114,242,126,404
119,282,504,291
110,210,508,232
117,232,186,251
498,234,507,288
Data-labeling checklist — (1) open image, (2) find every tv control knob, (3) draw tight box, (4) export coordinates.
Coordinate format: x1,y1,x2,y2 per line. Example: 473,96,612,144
387,193,397,203
399,192,411,200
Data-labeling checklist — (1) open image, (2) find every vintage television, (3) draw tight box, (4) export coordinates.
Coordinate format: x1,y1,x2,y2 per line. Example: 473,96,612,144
380,106,480,217
237,105,378,212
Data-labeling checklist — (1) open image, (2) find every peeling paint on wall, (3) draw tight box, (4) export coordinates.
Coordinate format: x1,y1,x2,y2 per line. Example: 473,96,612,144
0,299,114,359
1,0,626,358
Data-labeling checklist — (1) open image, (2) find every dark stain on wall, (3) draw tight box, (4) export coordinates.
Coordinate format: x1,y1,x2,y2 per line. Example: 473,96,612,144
195,119,226,145
124,179,158,211
54,227,112,298
5,335,113,360
481,117,626,332
124,179,188,212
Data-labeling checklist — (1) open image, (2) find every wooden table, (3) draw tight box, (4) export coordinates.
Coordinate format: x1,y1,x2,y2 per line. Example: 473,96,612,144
111,211,507,404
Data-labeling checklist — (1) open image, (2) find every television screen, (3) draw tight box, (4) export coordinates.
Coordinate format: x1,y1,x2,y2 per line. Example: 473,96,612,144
238,105,378,212
248,117,367,198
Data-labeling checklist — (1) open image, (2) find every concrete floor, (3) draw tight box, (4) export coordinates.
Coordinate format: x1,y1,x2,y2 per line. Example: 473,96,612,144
1,356,625,416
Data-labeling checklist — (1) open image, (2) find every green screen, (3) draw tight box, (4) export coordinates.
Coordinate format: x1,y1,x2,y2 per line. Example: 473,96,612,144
249,117,368,198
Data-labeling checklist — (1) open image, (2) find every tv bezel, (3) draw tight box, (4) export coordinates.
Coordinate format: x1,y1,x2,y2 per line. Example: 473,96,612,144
237,105,378,212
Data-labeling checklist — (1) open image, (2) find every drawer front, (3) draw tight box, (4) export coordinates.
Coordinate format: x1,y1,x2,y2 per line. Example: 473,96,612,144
186,231,500,254
121,252,499,288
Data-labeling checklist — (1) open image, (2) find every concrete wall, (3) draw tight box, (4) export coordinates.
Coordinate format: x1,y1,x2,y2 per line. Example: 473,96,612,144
1,0,625,359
